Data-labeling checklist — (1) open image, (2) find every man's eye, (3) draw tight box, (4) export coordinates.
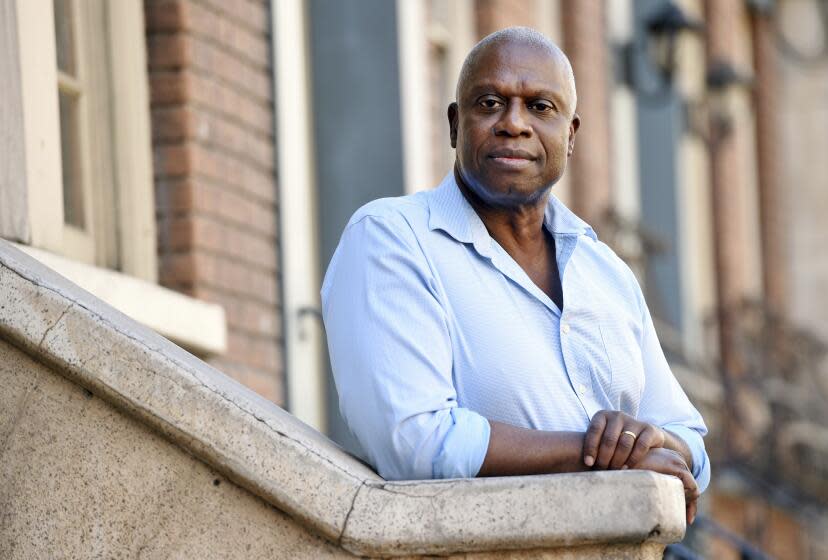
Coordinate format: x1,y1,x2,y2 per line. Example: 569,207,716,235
479,98,502,109
530,102,554,112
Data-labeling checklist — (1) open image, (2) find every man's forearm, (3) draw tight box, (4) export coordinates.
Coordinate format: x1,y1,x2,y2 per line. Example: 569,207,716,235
477,419,696,477
477,420,590,477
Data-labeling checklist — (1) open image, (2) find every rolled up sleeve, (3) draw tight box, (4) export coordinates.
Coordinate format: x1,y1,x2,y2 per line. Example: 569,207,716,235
321,211,490,480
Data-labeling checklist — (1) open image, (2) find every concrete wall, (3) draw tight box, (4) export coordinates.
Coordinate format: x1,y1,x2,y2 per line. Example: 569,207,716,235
0,241,686,558
0,338,345,559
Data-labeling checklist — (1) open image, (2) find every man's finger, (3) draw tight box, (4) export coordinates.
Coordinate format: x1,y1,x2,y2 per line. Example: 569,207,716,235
677,467,699,508
626,425,659,467
608,428,638,469
583,412,608,467
595,414,625,468
686,498,698,525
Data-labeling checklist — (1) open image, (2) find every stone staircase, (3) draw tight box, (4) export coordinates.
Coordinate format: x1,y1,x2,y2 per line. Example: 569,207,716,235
0,241,686,558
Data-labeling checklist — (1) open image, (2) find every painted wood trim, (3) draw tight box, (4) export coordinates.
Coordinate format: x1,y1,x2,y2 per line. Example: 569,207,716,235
15,0,64,254
15,243,227,356
397,0,432,194
0,0,30,243
272,0,326,431
107,0,158,282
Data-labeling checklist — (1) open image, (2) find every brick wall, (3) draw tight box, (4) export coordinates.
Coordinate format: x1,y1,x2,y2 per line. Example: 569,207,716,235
562,0,613,228
475,0,537,37
144,0,283,404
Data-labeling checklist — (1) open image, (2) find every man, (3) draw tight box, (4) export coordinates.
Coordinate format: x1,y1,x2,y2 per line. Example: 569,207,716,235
322,27,709,524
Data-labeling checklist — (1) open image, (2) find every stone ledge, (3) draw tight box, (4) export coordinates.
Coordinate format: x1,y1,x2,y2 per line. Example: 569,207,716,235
0,240,686,556
343,471,684,557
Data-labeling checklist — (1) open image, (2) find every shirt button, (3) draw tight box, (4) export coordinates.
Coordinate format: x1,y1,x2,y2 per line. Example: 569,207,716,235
578,383,587,395
561,323,571,335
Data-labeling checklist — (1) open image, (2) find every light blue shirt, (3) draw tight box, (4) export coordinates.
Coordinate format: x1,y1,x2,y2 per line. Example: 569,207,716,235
321,173,710,492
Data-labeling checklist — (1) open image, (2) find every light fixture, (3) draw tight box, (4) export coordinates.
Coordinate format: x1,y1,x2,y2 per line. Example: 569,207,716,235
645,1,705,85
692,60,754,143
616,1,705,103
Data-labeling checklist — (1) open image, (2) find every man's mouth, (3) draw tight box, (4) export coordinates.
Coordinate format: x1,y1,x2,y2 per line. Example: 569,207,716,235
488,149,536,168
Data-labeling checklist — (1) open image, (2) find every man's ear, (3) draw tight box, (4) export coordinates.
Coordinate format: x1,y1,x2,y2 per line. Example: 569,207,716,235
567,113,580,156
448,102,459,149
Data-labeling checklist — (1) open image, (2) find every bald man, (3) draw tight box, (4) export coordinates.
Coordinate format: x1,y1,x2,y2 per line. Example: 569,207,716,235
322,27,709,524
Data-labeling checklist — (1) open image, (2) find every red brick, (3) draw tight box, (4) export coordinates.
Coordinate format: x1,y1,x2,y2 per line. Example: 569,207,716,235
189,36,272,103
476,0,538,37
151,106,195,142
148,71,192,105
194,0,269,35
160,215,277,271
209,357,283,404
191,109,274,172
196,287,281,338
189,143,276,204
154,178,194,214
189,251,280,305
157,179,277,238
153,144,192,177
188,72,272,136
192,179,277,236
225,331,281,372
145,0,188,32
152,108,273,173
147,0,283,404
158,252,196,287
146,34,192,69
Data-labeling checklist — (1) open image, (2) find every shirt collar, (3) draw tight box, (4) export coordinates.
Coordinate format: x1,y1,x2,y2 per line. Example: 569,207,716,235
427,173,494,257
427,173,597,251
543,192,598,240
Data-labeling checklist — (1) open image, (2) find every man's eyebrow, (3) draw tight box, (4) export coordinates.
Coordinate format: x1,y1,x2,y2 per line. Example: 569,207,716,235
465,83,567,104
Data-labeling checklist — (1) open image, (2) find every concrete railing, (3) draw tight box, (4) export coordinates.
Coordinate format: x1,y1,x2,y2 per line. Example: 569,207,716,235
0,241,686,559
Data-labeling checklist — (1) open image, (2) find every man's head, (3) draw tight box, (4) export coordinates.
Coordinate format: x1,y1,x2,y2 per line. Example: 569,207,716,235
449,27,580,208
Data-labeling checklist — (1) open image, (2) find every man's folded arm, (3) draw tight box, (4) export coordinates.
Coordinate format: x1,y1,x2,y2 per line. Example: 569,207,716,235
321,210,491,480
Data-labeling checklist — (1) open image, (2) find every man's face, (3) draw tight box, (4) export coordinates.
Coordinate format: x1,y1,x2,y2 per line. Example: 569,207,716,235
449,41,579,207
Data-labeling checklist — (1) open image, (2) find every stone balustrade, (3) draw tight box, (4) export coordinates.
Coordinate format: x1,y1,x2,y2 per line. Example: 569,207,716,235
0,241,686,558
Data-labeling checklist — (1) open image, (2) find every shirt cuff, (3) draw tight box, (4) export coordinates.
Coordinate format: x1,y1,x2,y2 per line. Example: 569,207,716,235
663,424,711,493
431,408,491,479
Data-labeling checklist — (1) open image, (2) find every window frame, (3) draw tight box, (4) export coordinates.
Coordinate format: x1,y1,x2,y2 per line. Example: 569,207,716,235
15,0,157,282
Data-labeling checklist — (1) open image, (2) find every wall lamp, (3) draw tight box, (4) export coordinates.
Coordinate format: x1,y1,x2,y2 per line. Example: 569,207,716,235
695,60,755,143
616,1,754,143
616,0,704,104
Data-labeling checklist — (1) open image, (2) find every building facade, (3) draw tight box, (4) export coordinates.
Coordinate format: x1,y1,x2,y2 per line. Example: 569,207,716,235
1,0,827,557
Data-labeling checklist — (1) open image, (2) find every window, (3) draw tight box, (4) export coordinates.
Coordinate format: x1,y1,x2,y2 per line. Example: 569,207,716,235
54,0,113,266
13,0,157,281
3,0,225,358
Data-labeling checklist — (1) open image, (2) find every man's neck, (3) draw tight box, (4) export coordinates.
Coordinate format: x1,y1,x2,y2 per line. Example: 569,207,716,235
454,169,550,257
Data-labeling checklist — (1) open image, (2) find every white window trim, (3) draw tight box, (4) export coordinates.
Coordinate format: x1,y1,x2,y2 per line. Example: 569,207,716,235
272,0,326,432
107,0,158,282
15,0,157,282
15,243,227,357
16,0,64,255
397,0,432,194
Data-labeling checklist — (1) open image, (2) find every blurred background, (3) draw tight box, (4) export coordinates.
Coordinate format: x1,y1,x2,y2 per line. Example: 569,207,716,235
1,0,827,557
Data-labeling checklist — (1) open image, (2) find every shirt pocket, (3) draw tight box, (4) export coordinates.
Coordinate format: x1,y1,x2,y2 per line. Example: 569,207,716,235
598,314,645,414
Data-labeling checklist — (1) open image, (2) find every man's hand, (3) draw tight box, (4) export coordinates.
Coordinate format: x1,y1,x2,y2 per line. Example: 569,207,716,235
631,448,699,525
582,410,666,470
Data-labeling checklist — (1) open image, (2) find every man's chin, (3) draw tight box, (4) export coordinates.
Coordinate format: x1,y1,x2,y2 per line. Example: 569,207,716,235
456,167,554,208
479,178,552,207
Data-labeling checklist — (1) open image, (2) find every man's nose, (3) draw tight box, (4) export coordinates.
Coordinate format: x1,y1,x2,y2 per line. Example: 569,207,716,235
493,101,532,137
